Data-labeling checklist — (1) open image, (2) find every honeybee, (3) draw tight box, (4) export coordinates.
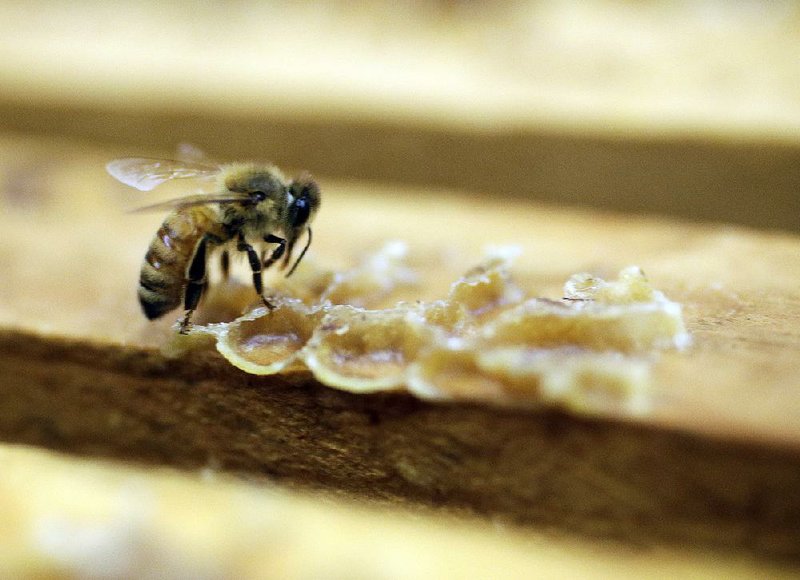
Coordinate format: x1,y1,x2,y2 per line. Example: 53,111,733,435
107,157,321,333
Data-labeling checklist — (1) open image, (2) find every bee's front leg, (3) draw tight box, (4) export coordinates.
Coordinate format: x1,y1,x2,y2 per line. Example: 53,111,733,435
237,234,275,310
263,233,286,270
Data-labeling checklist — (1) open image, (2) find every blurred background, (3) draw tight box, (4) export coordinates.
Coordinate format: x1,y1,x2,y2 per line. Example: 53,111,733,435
0,0,798,230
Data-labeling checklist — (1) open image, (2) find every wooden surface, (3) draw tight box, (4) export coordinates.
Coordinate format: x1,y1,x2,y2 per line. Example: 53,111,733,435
2,135,799,445
1,136,800,569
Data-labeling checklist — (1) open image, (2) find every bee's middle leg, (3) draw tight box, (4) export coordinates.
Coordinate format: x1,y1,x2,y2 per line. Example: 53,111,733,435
237,235,274,309
220,249,230,280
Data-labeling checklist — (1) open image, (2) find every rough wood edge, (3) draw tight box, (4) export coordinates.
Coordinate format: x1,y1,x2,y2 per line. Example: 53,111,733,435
2,328,800,560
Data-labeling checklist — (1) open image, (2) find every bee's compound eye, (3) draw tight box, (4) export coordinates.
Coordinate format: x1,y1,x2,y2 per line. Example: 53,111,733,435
291,198,310,227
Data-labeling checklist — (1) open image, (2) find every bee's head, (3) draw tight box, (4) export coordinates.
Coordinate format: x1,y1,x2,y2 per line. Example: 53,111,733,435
286,174,320,231
282,174,321,276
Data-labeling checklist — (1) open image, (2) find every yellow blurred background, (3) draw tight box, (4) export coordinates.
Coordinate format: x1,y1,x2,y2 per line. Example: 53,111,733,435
0,1,798,230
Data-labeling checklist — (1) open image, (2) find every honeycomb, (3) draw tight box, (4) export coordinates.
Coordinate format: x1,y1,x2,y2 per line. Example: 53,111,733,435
173,244,690,415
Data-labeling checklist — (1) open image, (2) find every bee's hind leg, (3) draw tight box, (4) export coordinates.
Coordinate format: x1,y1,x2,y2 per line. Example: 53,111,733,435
180,236,210,334
237,234,275,310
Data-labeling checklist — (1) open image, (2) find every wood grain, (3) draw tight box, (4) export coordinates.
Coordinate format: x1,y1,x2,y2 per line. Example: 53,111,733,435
1,136,800,561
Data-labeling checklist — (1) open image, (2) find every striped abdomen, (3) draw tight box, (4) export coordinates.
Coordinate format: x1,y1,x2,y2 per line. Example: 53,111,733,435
138,207,221,320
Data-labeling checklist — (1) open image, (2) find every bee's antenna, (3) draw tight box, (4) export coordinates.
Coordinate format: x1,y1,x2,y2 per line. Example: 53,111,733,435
285,228,312,278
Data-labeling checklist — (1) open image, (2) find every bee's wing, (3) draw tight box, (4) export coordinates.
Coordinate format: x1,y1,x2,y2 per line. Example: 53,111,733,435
106,157,220,191
128,191,254,213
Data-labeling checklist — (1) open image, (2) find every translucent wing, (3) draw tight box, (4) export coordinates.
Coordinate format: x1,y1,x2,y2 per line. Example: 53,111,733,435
106,157,220,191
128,191,254,213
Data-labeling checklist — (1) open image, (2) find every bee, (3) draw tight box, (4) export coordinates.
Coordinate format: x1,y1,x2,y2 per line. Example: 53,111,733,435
107,157,321,333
